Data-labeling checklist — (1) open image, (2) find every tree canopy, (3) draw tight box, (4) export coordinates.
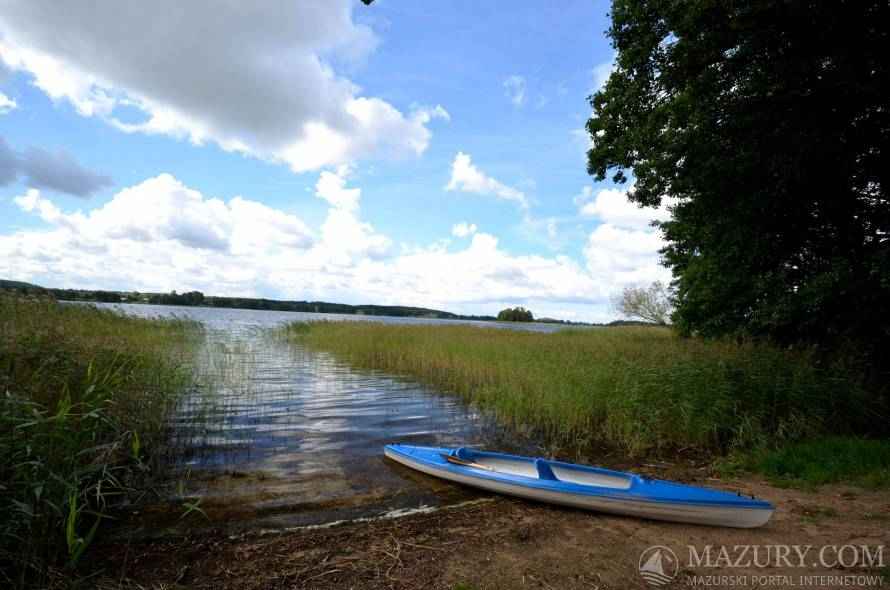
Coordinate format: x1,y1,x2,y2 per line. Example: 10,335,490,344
497,307,534,322
614,281,673,325
588,0,889,371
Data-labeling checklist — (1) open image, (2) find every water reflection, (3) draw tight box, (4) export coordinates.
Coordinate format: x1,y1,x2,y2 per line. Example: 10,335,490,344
99,303,544,529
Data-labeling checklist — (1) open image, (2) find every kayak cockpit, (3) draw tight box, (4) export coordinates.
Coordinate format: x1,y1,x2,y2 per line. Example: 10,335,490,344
549,462,632,490
451,447,633,490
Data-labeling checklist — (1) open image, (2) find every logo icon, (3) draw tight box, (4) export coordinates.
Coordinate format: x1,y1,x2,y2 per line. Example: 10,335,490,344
638,545,679,586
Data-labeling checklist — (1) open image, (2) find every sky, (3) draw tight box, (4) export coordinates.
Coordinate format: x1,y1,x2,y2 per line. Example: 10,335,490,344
0,0,670,322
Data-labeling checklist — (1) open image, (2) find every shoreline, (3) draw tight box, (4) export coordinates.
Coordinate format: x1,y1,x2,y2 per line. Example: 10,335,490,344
94,474,890,590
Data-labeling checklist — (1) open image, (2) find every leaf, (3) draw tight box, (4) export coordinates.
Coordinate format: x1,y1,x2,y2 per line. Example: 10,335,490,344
68,514,102,568
179,497,208,521
131,430,141,459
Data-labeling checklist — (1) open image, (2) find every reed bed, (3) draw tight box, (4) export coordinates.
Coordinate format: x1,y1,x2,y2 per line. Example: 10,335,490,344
282,322,873,457
0,296,201,588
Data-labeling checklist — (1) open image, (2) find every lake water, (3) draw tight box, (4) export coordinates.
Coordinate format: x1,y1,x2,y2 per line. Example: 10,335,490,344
98,303,554,530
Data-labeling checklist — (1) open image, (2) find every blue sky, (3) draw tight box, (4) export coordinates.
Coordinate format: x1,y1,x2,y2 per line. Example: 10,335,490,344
0,1,669,321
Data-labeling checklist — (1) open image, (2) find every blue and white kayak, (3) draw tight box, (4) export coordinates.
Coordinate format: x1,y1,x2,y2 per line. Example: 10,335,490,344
384,444,774,528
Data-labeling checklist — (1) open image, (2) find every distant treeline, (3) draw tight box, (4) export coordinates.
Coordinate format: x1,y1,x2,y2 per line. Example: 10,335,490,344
0,280,498,321
0,279,640,327
146,290,499,320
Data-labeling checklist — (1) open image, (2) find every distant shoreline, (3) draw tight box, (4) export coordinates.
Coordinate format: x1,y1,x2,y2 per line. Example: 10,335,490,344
0,278,634,327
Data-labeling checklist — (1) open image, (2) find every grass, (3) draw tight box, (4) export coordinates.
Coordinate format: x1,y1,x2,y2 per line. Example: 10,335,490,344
742,437,890,489
281,322,881,461
0,296,201,588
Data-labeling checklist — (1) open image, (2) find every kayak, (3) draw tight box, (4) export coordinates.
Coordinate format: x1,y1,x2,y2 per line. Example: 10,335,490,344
384,444,774,528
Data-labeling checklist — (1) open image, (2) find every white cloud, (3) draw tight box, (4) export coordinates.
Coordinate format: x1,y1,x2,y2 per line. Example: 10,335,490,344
445,152,528,208
451,222,477,238
14,188,72,226
420,104,450,123
584,224,670,286
577,184,672,287
0,173,630,321
576,186,670,229
13,175,314,253
376,232,608,313
0,1,448,173
0,92,16,113
315,167,361,212
503,75,526,107
314,168,391,263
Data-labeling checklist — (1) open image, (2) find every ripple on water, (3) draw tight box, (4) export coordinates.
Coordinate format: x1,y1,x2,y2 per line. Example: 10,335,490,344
98,303,544,531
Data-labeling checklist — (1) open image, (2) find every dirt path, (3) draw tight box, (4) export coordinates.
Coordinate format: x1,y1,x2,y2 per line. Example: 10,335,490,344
93,476,889,590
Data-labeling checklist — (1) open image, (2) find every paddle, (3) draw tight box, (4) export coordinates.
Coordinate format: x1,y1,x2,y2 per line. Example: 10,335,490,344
442,453,494,471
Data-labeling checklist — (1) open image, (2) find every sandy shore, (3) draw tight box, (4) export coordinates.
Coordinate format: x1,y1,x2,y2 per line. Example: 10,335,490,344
93,475,889,590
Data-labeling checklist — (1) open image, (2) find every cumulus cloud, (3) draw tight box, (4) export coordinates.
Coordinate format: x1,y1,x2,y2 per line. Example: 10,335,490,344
371,232,607,313
451,222,477,238
13,174,314,253
576,185,670,228
315,167,361,212
0,1,447,173
445,152,527,208
14,189,70,226
577,184,672,287
314,168,391,263
503,75,526,107
0,137,112,197
0,92,16,113
584,224,670,286
0,173,626,320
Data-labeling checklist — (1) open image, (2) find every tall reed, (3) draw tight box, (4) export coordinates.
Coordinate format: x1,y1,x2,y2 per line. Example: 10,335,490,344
282,322,875,456
0,296,200,588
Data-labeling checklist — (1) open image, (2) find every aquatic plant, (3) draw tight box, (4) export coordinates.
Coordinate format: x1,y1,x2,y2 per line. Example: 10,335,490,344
282,322,879,457
0,296,200,588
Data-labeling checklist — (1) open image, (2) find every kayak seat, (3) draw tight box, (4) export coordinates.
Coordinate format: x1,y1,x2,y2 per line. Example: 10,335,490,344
455,447,474,461
535,459,557,481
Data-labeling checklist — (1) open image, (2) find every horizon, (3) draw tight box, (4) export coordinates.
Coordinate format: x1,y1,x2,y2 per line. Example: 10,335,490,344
0,1,670,323
6,277,609,322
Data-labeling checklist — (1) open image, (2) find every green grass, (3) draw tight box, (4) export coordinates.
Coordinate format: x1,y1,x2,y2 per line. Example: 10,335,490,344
282,322,879,458
749,437,890,488
0,296,201,587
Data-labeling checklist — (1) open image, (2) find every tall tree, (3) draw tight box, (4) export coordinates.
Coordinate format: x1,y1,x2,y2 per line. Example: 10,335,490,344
587,0,889,370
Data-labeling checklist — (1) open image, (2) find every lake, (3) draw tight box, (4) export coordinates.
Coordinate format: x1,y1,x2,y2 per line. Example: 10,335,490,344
96,303,553,531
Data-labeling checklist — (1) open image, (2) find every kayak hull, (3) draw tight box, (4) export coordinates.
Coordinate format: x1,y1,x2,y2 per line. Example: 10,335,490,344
384,444,773,528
